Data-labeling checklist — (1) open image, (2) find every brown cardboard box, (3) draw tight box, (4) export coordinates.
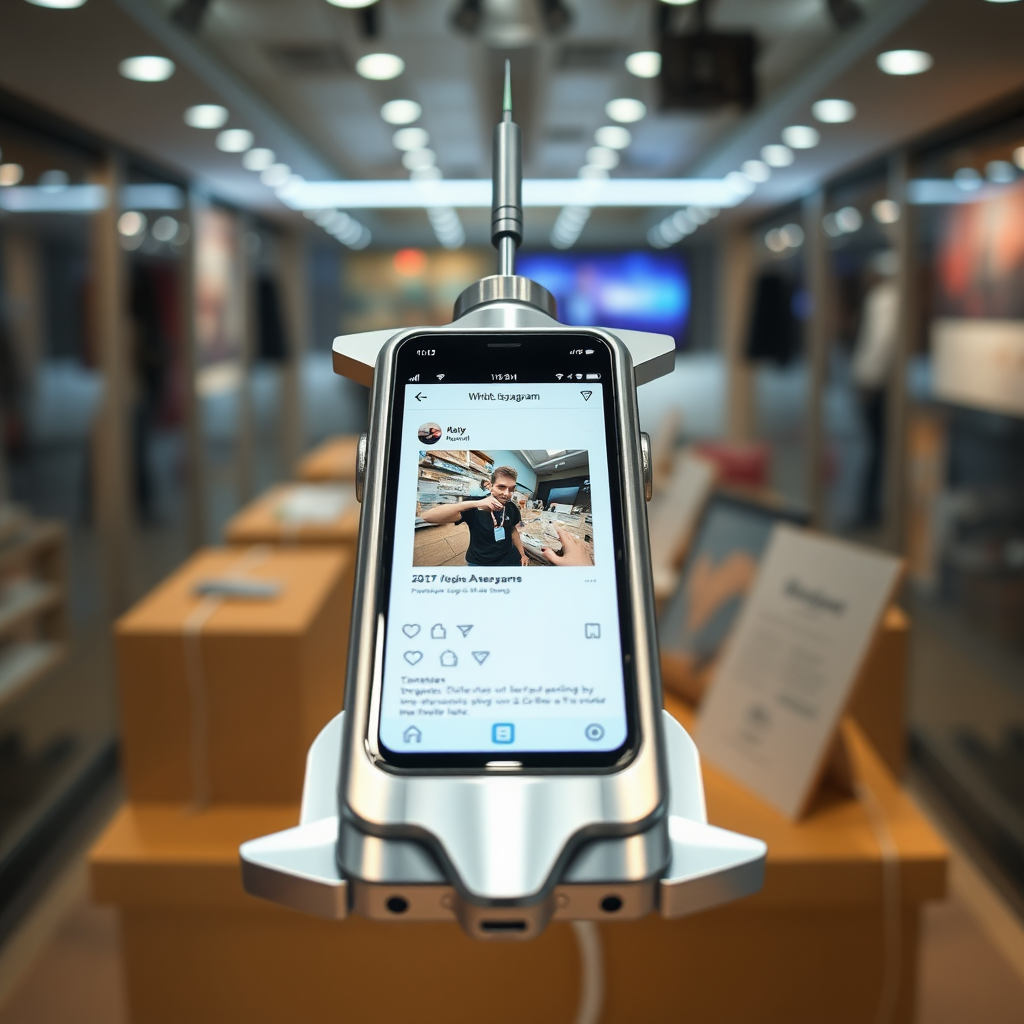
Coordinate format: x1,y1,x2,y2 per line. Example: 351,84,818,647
295,435,359,482
89,700,945,1024
115,547,353,804
223,484,359,548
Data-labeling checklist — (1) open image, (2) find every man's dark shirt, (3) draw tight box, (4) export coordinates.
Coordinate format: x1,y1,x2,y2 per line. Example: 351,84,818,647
455,500,522,566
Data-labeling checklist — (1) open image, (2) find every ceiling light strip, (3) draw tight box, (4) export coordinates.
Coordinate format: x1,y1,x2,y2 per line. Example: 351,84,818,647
278,179,746,210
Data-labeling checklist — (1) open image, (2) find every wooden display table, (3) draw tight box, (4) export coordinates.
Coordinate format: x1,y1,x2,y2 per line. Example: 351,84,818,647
91,694,945,1024
295,436,359,483
223,484,359,548
115,547,354,805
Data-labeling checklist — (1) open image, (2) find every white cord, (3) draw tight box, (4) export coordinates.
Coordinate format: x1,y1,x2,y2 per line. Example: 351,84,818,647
571,921,604,1024
182,545,273,811
855,779,902,1024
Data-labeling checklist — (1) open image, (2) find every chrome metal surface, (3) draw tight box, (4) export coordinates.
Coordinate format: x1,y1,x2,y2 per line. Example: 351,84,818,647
238,710,767,936
640,431,653,503
355,433,367,503
332,320,673,388
339,321,668,914
452,275,557,321
497,234,516,276
491,119,523,250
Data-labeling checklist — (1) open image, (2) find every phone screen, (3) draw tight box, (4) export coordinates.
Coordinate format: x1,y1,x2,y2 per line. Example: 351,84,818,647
373,333,638,769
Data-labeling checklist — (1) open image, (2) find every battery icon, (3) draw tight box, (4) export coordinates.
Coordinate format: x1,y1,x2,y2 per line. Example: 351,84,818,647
585,349,595,355
585,373,600,380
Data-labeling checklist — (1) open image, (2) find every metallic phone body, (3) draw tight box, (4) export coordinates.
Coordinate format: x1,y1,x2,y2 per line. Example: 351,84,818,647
239,67,765,939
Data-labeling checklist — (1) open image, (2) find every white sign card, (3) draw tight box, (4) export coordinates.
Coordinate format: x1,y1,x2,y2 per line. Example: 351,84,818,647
696,526,902,819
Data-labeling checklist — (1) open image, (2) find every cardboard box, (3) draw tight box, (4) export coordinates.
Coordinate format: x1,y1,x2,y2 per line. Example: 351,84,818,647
223,484,359,548
295,435,359,482
89,701,945,1024
115,547,353,804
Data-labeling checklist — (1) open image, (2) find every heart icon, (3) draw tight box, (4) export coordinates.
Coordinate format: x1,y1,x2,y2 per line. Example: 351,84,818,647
404,651,423,665
402,624,421,638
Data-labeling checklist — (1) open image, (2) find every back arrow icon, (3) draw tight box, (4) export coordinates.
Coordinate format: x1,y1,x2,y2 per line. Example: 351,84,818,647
415,392,427,402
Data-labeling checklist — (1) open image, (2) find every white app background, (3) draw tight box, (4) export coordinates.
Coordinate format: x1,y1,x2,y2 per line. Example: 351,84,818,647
379,382,628,755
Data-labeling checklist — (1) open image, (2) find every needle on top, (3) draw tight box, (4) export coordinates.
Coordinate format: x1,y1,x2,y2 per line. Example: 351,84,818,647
503,59,512,122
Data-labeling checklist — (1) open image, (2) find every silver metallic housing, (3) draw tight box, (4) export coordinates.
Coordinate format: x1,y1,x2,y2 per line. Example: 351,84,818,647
338,300,668,932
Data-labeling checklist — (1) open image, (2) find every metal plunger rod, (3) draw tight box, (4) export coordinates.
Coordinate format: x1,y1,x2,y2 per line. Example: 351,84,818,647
492,60,523,276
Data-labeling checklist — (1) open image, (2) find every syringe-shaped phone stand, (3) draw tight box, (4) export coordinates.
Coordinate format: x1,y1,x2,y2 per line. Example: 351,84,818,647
240,67,766,940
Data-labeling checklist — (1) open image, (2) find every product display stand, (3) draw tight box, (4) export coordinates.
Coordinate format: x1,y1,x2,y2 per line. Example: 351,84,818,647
89,686,945,1024
294,435,360,483
223,483,360,550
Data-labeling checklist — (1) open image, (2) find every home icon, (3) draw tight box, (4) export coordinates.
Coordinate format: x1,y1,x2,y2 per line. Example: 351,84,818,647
402,726,423,744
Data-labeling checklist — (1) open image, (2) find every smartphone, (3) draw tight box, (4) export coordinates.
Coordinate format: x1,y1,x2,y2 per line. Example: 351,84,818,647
365,332,641,771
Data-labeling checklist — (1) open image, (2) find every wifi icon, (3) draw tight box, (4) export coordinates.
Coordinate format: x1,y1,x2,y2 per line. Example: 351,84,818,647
436,374,445,381
555,373,563,380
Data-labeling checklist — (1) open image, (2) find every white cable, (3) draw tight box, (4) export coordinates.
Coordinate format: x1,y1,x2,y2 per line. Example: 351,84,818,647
572,921,604,1024
182,545,273,811
855,779,902,1024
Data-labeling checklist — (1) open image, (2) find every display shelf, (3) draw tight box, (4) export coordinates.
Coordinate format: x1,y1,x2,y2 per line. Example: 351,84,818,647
0,641,66,711
0,580,62,637
0,518,69,711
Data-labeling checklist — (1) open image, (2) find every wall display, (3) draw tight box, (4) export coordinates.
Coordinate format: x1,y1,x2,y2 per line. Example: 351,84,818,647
932,318,1024,419
697,526,902,819
516,251,690,347
657,492,807,669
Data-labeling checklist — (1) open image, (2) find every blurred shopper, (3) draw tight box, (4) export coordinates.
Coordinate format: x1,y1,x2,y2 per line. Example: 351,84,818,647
851,251,900,527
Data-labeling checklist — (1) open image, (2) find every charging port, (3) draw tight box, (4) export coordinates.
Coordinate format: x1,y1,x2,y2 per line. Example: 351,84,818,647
480,920,528,933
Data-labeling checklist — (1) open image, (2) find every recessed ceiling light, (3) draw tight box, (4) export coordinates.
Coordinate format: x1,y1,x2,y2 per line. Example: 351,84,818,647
0,164,24,186
605,98,646,123
781,125,820,149
876,49,933,76
585,146,619,170
761,144,794,168
812,99,856,123
261,163,292,188
725,170,755,196
24,0,88,7
184,104,229,129
986,160,1016,183
152,216,179,242
835,206,862,232
38,169,69,191
983,0,1021,4
741,159,770,183
216,128,254,153
324,0,379,6
872,199,900,224
356,53,404,80
381,99,421,125
393,127,429,151
402,149,436,171
625,51,661,78
953,167,982,191
594,125,631,150
118,211,147,237
242,147,275,171
118,56,175,82
410,166,443,181
780,223,804,247
659,0,699,5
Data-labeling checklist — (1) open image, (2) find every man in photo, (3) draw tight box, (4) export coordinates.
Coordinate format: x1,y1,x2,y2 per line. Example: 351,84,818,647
418,465,528,567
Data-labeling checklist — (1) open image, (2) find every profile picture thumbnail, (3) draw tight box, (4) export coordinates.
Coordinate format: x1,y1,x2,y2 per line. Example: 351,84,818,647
413,449,595,568
418,422,442,445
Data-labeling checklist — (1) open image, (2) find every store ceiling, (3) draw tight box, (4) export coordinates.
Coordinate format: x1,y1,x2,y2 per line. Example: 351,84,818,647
1,0,1023,249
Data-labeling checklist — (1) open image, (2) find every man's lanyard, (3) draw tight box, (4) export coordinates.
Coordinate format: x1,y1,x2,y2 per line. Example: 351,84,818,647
489,503,508,542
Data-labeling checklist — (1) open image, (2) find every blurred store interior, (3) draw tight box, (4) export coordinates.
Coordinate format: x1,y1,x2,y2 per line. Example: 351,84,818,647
1,0,1024,1021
